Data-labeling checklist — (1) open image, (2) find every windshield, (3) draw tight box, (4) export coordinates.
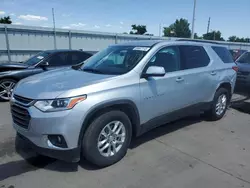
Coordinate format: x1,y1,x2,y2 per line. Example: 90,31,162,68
236,52,250,64
24,51,51,66
81,46,149,75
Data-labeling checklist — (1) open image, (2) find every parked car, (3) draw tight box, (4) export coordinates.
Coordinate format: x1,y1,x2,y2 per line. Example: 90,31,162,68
229,49,247,61
0,49,93,101
235,51,250,88
11,40,237,167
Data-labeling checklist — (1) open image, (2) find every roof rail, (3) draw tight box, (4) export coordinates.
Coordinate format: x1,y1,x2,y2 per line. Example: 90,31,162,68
177,39,220,45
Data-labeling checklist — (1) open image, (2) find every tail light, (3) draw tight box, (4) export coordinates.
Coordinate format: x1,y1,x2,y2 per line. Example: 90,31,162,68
232,66,238,72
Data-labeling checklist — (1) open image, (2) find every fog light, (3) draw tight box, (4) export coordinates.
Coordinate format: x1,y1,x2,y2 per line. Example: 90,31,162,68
48,135,67,148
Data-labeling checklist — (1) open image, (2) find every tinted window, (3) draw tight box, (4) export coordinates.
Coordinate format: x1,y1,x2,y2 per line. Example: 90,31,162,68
236,52,250,64
24,51,51,66
70,52,91,65
81,46,148,75
179,45,210,69
147,46,180,73
212,46,234,63
48,52,69,66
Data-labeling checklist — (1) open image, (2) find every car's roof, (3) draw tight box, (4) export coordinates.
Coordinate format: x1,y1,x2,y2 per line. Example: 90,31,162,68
113,39,225,47
43,49,91,53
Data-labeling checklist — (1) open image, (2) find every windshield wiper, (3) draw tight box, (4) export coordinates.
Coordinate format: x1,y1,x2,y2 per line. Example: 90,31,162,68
82,68,104,74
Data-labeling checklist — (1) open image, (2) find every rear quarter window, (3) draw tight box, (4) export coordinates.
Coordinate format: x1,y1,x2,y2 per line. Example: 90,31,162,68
212,46,234,63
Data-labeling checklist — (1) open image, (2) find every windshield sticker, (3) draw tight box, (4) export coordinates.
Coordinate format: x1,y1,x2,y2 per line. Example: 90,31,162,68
37,56,44,60
133,47,150,51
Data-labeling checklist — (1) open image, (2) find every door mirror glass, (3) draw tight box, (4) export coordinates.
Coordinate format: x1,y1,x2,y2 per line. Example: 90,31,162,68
143,66,166,78
40,61,49,67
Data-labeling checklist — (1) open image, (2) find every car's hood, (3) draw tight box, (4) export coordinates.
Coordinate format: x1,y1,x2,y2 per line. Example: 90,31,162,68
0,62,29,72
236,62,250,72
14,68,116,99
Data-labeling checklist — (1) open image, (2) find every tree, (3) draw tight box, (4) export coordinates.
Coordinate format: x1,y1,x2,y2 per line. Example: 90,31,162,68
194,33,202,39
129,24,147,35
203,31,224,41
163,18,191,38
0,16,12,24
228,36,250,43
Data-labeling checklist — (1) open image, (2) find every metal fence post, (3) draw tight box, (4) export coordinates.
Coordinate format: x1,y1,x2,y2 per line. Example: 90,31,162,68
115,34,118,44
69,30,72,49
4,25,11,62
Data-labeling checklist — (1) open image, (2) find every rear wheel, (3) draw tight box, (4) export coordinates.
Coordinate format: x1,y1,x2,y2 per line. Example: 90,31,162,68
82,110,132,167
205,88,230,121
0,79,17,101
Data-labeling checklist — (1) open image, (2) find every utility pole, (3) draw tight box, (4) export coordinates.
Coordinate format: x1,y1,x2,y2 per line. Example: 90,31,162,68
207,17,210,34
191,0,197,39
159,24,162,37
52,8,57,49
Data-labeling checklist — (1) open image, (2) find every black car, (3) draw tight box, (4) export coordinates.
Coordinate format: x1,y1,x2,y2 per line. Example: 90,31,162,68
0,49,93,101
235,51,250,91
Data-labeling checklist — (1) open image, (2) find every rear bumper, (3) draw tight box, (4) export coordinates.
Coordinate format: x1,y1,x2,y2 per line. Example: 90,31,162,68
17,132,80,162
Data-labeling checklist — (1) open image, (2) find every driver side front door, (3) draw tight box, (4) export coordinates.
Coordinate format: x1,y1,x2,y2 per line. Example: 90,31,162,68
139,46,188,126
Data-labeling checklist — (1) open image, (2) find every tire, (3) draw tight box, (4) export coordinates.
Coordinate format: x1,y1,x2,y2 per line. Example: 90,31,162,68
205,88,230,121
0,79,17,102
82,110,132,167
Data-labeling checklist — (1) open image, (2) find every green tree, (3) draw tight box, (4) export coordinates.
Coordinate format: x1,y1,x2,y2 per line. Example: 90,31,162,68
228,36,250,43
194,33,202,39
129,24,147,35
203,31,224,41
0,16,12,24
163,18,191,38
228,36,237,42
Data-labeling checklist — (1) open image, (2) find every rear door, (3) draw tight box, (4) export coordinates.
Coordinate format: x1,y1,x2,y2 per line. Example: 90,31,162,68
177,45,213,105
47,52,70,70
69,51,92,66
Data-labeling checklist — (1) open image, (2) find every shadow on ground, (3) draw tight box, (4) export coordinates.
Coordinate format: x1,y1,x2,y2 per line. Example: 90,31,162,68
0,114,203,180
231,89,250,114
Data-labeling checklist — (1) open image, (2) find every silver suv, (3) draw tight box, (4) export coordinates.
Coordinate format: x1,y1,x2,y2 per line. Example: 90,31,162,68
11,40,237,167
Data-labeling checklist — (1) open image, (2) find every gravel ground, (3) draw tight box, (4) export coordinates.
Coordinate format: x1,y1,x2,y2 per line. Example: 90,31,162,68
0,94,250,188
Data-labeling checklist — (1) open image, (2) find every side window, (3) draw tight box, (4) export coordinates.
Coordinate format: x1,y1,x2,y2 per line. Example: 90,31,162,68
212,46,234,63
71,52,92,65
147,46,180,73
47,52,69,66
179,45,210,70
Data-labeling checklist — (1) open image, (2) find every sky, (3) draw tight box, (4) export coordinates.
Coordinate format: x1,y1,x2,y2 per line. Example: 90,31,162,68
1,0,250,39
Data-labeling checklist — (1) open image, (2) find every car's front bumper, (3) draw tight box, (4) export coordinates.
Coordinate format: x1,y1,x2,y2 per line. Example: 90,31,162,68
17,132,80,162
11,100,88,162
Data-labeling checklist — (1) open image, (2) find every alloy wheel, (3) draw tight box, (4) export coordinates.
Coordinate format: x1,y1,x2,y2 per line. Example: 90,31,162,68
0,81,16,100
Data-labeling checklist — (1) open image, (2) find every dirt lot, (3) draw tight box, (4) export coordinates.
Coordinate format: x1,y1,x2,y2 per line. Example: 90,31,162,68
0,94,250,188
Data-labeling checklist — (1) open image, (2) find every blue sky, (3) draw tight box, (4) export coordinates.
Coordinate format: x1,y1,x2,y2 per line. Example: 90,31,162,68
1,0,250,39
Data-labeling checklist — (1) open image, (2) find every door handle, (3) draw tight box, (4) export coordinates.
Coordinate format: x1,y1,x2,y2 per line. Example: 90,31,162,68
211,71,217,75
176,77,184,82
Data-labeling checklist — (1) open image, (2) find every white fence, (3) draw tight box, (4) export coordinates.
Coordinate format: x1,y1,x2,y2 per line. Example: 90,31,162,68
1,24,250,62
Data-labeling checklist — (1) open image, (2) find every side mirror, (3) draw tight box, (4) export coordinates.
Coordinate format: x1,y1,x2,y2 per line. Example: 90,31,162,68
40,61,49,67
142,66,166,78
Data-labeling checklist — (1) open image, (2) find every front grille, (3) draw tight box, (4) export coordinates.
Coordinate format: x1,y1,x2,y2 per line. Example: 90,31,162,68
14,94,33,105
11,104,31,129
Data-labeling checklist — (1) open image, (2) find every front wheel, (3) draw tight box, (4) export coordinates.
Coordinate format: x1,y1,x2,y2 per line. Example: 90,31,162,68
205,88,230,121
82,110,132,167
0,79,17,101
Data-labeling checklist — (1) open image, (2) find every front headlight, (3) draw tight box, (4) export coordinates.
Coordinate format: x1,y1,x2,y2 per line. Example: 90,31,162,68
34,95,87,112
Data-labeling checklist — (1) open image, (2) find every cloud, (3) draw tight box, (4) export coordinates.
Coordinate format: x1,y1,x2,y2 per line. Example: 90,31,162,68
94,25,100,29
120,26,123,29
70,22,86,27
10,13,15,16
18,14,48,21
62,13,71,17
120,21,124,25
0,11,5,15
12,22,22,25
62,26,70,29
105,24,111,27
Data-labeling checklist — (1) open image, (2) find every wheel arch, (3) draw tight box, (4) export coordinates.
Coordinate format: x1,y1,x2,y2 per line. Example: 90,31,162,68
77,99,141,146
